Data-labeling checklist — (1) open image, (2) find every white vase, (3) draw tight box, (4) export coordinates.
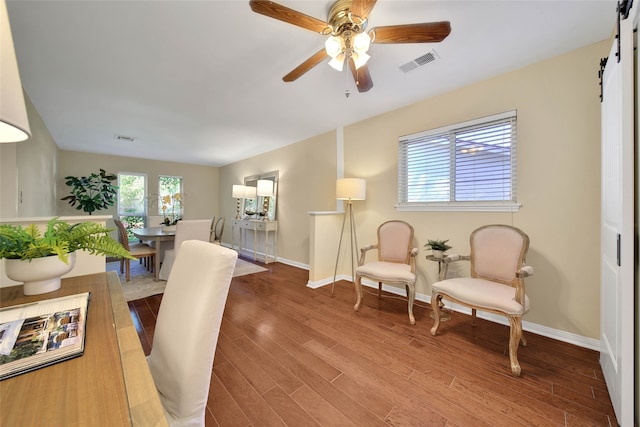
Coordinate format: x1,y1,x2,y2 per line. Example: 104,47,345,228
162,225,177,232
432,250,444,259
5,252,76,295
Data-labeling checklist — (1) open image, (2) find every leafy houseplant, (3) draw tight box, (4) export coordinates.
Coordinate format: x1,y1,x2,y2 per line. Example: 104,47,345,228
61,169,118,215
424,239,453,259
0,217,132,263
0,218,134,295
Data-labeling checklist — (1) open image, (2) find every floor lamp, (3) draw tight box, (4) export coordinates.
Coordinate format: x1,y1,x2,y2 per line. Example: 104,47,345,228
332,178,366,296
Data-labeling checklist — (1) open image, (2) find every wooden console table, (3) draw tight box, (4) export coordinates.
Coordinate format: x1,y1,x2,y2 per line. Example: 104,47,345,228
232,219,278,263
0,272,167,426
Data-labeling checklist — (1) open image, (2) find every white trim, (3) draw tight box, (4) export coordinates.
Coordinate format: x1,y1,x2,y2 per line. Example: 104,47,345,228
336,126,345,212
0,215,112,224
395,202,522,212
399,110,517,141
310,277,602,351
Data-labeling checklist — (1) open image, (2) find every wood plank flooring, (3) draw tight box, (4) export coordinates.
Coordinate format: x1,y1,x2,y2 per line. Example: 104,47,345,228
128,260,616,427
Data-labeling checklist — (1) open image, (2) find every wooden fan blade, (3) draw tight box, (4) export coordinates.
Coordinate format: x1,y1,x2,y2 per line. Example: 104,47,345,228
283,49,328,82
351,0,377,19
349,61,373,92
249,0,328,33
371,22,451,44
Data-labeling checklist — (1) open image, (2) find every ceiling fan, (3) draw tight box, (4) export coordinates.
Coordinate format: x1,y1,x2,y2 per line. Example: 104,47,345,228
249,0,451,93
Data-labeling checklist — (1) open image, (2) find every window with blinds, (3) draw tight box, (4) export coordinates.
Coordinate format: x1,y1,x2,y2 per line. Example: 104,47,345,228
397,111,520,212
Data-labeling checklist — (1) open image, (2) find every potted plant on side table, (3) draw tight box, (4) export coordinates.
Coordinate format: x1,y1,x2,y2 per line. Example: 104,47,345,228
424,239,453,259
0,218,133,295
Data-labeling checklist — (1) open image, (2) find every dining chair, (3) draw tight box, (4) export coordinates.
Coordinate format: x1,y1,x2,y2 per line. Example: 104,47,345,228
147,240,237,426
211,217,225,244
113,219,156,281
430,224,534,376
354,220,419,324
158,219,213,280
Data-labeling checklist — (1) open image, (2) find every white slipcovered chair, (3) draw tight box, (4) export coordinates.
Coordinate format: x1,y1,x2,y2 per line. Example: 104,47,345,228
430,224,534,376
354,220,419,325
147,240,237,426
158,219,212,280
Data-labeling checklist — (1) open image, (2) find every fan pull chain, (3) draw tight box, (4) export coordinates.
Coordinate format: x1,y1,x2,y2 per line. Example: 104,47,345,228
345,53,351,98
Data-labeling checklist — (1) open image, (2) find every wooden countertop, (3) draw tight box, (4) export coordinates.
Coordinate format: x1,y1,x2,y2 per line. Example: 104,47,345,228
0,272,167,426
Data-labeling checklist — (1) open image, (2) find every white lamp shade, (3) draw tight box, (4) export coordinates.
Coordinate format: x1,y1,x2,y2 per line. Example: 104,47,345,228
336,178,366,200
328,53,345,71
324,36,344,57
256,180,273,196
0,0,30,143
351,51,370,70
352,32,371,53
232,184,246,198
244,186,257,199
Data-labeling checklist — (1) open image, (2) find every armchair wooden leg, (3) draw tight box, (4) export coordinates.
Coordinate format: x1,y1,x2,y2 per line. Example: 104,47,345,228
471,308,477,327
378,282,382,299
406,283,416,325
353,275,363,312
507,315,523,376
430,292,442,335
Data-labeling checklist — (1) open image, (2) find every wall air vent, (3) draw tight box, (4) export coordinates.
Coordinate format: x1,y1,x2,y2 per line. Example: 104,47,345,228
399,50,439,74
115,135,136,142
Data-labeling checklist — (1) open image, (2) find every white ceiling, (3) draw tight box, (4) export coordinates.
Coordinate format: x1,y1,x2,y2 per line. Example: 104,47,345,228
7,0,616,167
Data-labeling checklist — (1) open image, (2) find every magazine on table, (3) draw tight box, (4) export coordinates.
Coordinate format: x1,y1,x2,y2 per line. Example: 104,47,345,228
0,292,90,380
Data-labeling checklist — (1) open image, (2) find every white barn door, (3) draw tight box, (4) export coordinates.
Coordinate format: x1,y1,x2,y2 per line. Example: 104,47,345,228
599,5,635,425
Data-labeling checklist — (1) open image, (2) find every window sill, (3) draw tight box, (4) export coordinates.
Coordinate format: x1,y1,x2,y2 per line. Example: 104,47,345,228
395,202,522,212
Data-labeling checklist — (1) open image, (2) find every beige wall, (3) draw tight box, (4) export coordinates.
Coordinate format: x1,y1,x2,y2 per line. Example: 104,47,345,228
57,150,219,233
220,130,337,262
219,40,609,340
0,93,58,218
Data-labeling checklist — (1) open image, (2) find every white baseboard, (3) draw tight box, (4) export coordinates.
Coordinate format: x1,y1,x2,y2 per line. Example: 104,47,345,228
308,276,602,352
223,254,602,352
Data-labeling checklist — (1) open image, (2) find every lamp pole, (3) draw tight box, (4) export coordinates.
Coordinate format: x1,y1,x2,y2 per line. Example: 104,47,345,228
331,178,366,296
331,198,360,296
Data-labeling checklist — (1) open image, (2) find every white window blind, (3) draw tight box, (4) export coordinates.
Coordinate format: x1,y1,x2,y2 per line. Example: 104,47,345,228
398,111,519,211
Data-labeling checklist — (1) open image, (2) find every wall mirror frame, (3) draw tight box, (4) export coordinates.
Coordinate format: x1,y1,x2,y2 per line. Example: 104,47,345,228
243,170,278,221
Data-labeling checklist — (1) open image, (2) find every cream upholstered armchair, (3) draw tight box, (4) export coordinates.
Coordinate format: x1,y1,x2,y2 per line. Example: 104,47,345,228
354,220,419,324
430,224,534,376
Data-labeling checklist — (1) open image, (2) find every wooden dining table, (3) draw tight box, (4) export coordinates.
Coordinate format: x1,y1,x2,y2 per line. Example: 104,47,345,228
0,272,167,426
132,227,176,279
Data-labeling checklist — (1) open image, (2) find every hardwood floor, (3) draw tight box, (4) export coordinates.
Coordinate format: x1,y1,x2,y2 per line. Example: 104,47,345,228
128,260,616,427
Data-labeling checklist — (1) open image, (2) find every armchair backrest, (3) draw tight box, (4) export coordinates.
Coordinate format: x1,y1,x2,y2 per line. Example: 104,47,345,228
377,220,414,264
470,224,529,286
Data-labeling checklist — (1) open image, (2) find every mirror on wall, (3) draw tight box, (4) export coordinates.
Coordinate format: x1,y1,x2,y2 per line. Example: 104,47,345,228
243,170,278,221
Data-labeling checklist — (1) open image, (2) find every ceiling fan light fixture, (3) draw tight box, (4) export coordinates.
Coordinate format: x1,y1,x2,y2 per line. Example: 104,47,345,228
324,36,344,58
328,52,346,71
351,51,370,70
352,31,371,54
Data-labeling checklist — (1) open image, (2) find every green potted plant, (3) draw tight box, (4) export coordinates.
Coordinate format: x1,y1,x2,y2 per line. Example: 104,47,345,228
424,239,452,259
0,218,133,295
61,169,118,215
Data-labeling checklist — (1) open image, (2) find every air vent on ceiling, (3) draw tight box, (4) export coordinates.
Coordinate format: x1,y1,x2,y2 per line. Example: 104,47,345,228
399,50,439,74
115,135,136,142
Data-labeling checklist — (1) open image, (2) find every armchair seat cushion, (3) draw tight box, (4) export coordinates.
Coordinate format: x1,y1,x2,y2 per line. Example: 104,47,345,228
433,278,529,315
357,261,415,283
